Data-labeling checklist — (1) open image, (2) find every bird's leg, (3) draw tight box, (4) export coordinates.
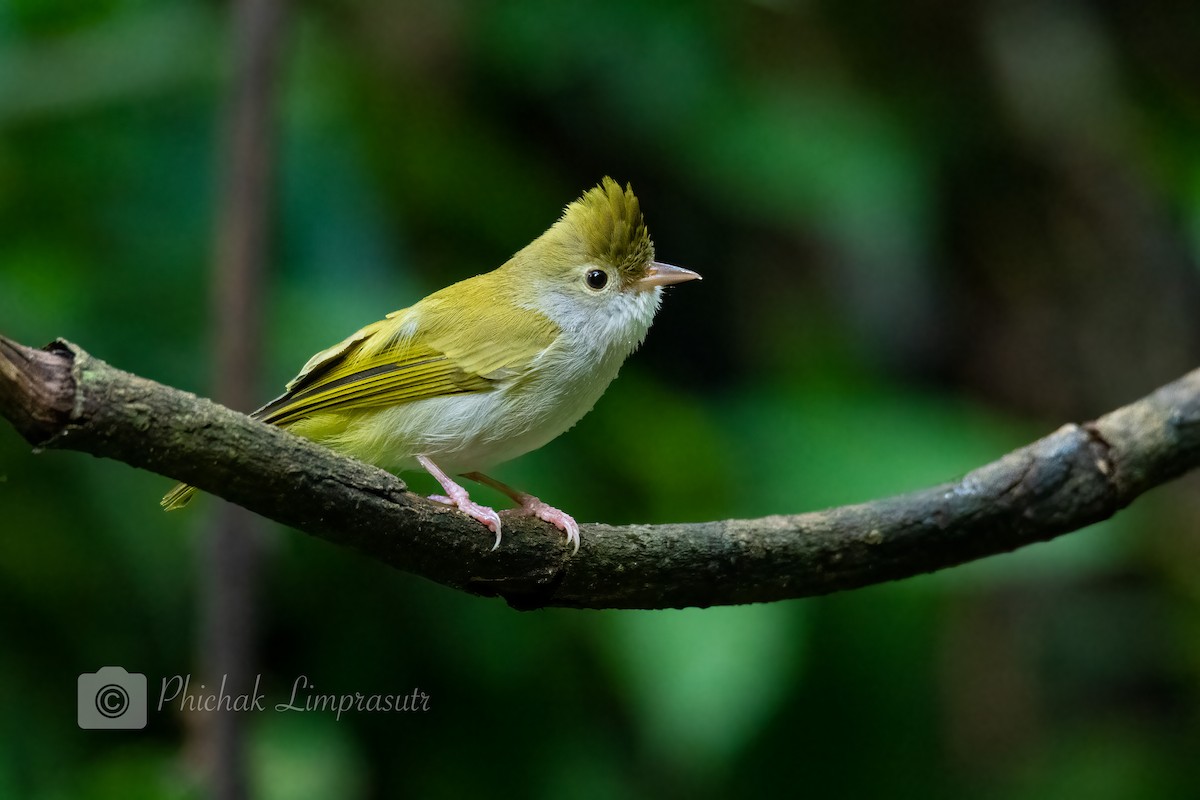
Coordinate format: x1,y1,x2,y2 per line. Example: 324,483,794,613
463,472,580,554
417,455,503,550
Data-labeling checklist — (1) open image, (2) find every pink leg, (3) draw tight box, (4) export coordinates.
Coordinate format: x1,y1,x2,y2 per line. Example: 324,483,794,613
464,472,580,554
418,456,503,550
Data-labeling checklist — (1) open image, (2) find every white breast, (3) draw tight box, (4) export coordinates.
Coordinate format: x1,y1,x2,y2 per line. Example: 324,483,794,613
340,284,664,474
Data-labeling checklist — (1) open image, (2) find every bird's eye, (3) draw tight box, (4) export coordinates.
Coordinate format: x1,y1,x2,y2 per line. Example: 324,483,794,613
585,269,609,290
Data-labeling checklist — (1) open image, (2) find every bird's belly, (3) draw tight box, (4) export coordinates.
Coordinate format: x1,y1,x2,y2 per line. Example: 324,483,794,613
322,365,617,475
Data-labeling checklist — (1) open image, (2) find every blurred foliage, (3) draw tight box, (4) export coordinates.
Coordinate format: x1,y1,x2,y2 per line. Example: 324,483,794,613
2,0,1200,797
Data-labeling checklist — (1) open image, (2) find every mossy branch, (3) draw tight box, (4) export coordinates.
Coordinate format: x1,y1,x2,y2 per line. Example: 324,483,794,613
2,334,1199,610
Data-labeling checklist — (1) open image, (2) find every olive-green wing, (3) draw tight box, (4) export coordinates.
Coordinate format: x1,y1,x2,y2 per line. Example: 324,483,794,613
253,288,560,427
163,275,559,511
253,339,489,426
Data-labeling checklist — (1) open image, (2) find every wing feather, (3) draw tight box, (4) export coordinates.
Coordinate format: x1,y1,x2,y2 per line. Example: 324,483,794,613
252,274,560,428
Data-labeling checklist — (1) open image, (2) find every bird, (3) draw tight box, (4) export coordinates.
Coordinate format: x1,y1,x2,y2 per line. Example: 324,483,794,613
162,177,700,552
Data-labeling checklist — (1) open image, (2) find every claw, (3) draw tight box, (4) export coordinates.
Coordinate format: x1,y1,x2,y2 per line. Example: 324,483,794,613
418,455,504,549
462,471,582,554
515,497,581,555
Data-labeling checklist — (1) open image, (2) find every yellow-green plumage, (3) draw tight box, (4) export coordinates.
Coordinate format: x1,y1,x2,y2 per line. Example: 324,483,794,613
161,177,697,544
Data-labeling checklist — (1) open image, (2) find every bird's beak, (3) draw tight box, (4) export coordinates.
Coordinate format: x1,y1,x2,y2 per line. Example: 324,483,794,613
638,261,702,288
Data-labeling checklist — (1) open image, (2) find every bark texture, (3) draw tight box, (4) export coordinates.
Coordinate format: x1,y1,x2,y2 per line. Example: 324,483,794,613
2,335,1199,610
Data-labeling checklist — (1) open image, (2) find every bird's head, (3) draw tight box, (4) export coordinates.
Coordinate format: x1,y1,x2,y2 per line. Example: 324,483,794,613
516,178,700,336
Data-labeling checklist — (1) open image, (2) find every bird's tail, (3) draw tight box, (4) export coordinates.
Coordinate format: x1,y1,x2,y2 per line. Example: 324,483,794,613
161,482,199,511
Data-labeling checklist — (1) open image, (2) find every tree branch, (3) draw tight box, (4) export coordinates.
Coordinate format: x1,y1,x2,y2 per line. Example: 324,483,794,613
2,334,1199,609
202,0,287,795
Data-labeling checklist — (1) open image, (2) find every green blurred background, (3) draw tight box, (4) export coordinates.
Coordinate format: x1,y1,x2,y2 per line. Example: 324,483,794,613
3,0,1200,797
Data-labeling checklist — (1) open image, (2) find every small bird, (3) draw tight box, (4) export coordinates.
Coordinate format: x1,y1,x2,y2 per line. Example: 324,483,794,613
162,177,700,552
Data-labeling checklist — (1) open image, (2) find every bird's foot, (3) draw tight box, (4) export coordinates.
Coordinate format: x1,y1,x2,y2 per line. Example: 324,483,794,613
510,496,580,554
429,490,502,549
419,456,502,549
451,497,503,550
461,471,582,554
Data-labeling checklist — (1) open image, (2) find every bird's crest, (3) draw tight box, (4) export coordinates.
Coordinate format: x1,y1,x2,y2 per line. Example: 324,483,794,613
560,177,655,283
